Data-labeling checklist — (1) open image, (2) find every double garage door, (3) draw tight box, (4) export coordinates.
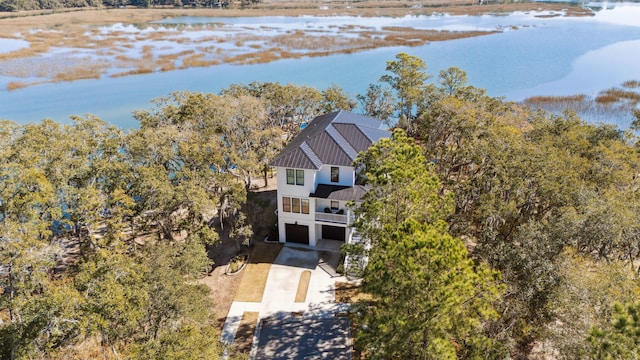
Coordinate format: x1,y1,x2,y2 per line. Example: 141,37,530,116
285,224,309,245
284,224,346,245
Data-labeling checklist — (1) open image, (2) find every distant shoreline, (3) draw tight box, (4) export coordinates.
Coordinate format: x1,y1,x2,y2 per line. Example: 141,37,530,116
0,1,593,90
0,1,593,35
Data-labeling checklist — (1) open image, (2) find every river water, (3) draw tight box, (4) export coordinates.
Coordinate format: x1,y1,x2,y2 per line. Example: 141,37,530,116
1,3,639,129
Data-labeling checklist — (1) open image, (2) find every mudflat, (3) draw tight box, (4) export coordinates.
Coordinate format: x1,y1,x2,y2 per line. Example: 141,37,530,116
0,1,591,90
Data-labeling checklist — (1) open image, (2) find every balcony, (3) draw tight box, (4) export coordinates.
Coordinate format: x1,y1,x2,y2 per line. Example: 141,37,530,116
315,211,352,224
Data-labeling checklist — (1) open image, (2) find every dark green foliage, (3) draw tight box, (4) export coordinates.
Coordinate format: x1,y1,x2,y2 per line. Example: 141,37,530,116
351,128,504,358
589,302,640,359
356,220,505,359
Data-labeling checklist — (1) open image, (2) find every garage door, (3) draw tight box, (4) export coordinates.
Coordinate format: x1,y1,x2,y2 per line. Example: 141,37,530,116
285,224,309,245
322,225,345,242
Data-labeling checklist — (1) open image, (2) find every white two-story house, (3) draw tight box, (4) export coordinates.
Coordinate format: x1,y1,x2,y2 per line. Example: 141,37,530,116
270,110,390,247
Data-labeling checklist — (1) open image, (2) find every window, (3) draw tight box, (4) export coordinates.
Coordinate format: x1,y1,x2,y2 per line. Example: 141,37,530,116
286,169,295,185
282,197,309,214
331,200,339,210
283,197,291,212
331,166,339,182
286,168,304,186
292,198,300,213
296,169,304,186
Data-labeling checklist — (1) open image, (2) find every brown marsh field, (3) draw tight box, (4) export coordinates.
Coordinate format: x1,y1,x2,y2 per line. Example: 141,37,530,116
0,0,592,90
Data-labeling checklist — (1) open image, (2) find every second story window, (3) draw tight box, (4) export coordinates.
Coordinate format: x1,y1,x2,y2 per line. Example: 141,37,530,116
331,166,339,182
295,169,304,186
286,169,295,185
286,168,304,186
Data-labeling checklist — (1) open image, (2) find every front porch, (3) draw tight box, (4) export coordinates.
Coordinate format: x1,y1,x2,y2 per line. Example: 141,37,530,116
314,210,353,225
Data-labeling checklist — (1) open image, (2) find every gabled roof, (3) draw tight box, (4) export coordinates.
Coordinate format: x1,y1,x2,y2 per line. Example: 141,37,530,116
270,110,389,169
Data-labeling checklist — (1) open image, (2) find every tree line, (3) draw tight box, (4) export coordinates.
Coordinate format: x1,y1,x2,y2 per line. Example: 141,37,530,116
2,51,640,358
0,0,257,12
0,84,353,358
349,52,640,359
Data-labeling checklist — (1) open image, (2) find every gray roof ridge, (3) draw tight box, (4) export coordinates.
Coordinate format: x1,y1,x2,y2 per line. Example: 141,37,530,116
325,125,359,161
358,125,390,143
299,141,323,169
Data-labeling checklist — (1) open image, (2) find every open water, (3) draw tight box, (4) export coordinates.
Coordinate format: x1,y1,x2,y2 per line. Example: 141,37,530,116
0,2,639,129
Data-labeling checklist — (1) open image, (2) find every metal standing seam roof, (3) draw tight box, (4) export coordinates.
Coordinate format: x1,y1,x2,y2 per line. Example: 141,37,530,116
270,110,389,169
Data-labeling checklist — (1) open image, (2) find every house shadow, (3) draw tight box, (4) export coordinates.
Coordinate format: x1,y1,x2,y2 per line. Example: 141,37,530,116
273,246,320,269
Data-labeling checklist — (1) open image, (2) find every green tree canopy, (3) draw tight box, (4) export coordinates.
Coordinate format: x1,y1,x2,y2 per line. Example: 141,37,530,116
379,52,433,121
351,128,503,358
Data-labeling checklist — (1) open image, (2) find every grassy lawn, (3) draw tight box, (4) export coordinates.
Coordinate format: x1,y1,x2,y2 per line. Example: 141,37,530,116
335,281,373,304
234,242,282,302
295,270,311,303
232,311,260,356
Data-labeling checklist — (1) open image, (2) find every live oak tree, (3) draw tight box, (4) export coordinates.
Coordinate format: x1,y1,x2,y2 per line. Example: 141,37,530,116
129,92,241,242
356,83,395,126
221,81,352,140
0,111,232,358
375,55,640,357
544,250,640,359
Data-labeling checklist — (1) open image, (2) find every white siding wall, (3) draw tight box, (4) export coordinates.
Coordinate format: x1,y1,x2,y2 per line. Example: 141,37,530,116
275,165,357,248
314,165,354,188
275,167,317,245
275,167,315,197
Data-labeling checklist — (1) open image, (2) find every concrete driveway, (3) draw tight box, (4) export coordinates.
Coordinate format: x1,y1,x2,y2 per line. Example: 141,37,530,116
253,314,351,360
221,244,351,359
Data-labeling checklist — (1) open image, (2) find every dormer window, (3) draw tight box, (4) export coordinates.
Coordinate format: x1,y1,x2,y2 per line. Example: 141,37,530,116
331,166,339,183
286,168,304,186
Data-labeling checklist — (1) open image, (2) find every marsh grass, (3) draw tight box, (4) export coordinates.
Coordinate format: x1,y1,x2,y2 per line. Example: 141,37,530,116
523,85,640,127
596,88,640,104
181,53,220,67
623,80,640,89
50,58,110,82
111,68,153,77
0,1,593,88
7,81,29,90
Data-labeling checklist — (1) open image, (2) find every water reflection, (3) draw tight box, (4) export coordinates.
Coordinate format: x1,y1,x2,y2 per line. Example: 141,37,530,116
0,38,29,53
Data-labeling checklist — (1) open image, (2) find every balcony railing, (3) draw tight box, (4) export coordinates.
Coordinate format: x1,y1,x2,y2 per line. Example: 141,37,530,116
315,211,351,224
